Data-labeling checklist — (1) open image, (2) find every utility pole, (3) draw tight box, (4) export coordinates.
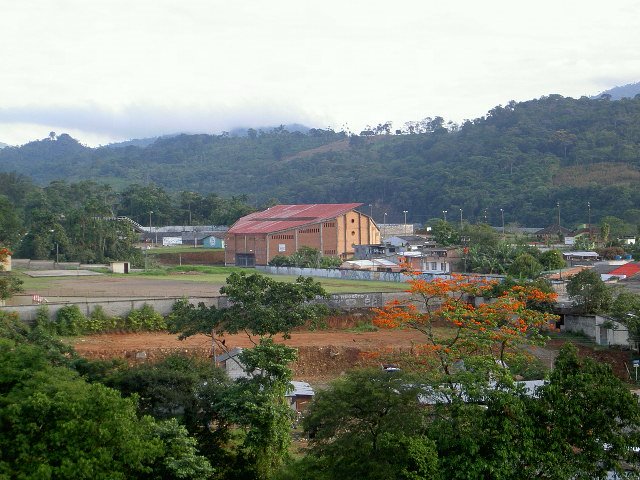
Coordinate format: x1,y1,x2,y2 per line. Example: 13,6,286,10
557,201,561,227
500,208,505,238
403,210,408,234
587,201,591,240
149,211,153,246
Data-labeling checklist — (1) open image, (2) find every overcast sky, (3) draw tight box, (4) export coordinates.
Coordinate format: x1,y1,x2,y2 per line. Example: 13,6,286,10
1,0,638,146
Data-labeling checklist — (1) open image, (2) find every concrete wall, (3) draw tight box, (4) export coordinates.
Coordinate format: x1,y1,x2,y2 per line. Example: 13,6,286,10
562,314,629,347
2,291,414,324
1,296,221,324
11,259,82,270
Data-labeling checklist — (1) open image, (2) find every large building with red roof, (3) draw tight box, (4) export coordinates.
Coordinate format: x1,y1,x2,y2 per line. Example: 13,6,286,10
225,203,380,266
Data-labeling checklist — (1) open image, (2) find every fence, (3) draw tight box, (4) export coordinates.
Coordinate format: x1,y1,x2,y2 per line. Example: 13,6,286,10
257,265,438,282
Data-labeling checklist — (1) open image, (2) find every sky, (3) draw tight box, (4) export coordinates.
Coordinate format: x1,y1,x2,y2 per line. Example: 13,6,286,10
1,0,639,146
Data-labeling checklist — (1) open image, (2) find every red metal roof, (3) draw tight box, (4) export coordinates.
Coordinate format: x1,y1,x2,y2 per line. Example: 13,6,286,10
609,262,640,278
227,203,363,234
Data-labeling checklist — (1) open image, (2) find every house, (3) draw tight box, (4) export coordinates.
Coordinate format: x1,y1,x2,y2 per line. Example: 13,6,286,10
225,204,380,266
202,233,225,249
535,224,572,243
563,251,600,266
353,243,398,260
286,381,315,413
385,235,433,252
215,347,251,380
401,248,461,274
215,347,315,413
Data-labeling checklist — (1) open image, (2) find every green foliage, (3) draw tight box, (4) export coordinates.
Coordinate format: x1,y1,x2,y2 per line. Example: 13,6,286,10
6,97,640,228
170,273,328,340
566,268,613,314
432,219,459,246
268,247,342,269
507,253,544,279
538,249,566,270
125,303,167,332
0,339,213,479
299,369,439,480
55,304,87,335
0,272,22,301
106,354,226,422
610,292,640,344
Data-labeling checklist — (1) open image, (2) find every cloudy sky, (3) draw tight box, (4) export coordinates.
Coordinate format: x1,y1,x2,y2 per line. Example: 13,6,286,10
1,0,638,146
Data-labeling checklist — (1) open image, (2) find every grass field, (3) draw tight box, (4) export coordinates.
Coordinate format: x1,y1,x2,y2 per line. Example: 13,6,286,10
14,265,409,295
129,266,408,293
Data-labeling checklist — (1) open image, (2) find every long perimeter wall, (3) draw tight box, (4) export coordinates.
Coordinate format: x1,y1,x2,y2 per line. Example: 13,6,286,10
2,292,414,324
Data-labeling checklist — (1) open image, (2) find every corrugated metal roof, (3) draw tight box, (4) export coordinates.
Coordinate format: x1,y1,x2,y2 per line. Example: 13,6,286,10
609,262,640,278
227,203,363,234
287,381,315,397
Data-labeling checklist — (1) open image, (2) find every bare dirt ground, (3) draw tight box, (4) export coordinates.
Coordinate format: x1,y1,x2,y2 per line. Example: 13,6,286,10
71,328,427,382
22,275,223,298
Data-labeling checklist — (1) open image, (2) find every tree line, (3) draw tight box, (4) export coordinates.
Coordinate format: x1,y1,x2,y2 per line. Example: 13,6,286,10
0,173,254,263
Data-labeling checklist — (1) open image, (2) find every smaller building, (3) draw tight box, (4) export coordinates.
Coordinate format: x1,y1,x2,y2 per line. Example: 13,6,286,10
110,261,130,274
385,235,433,252
286,381,315,413
401,248,461,274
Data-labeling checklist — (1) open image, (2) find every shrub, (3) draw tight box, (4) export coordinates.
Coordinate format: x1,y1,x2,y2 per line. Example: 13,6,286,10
33,305,55,333
125,304,166,332
86,305,118,333
55,305,87,336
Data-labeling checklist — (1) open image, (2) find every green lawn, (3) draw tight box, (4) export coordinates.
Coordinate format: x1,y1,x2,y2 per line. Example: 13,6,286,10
128,266,409,293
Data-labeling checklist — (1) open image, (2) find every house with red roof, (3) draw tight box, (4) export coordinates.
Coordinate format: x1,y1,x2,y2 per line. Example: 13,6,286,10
225,204,380,266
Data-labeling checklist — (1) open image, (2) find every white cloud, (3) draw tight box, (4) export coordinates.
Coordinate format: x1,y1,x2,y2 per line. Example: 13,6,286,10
1,0,639,145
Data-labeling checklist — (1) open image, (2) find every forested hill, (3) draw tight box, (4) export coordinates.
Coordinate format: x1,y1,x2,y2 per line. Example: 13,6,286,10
2,95,640,227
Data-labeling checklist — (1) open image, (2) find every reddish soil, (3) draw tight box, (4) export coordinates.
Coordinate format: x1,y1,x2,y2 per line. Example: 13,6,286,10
71,328,426,381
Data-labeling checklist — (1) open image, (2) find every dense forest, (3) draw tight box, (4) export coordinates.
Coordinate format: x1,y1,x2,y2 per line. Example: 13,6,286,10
0,174,254,263
1,95,640,226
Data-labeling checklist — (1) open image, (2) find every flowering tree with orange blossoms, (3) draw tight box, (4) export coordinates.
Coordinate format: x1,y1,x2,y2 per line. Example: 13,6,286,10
373,268,558,384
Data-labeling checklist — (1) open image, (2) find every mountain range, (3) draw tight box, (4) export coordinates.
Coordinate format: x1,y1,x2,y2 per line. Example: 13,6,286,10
1,94,640,227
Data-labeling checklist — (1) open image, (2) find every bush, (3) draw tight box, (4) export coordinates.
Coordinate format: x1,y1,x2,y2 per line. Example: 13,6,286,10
125,304,166,332
85,305,119,333
55,305,87,336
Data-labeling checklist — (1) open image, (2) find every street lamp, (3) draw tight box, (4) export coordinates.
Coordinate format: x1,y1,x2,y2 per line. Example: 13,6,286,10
556,201,561,227
403,210,408,234
442,210,447,222
383,212,387,238
459,208,463,230
500,208,505,237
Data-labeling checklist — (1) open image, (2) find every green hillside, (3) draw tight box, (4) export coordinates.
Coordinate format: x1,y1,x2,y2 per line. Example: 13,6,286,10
1,95,640,226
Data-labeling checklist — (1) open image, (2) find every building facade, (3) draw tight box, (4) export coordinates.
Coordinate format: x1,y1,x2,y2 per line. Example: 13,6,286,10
225,203,380,266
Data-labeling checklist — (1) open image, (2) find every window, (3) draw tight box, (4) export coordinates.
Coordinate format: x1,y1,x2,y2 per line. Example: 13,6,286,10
441,262,446,271
431,262,437,270
278,244,286,252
